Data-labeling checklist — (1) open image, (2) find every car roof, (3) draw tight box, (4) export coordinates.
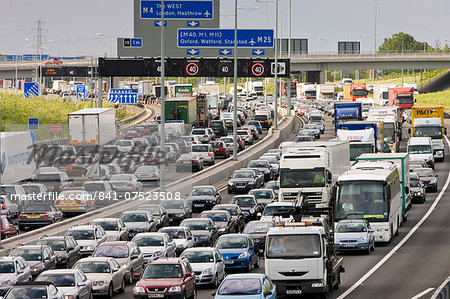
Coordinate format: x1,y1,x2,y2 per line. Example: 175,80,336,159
91,218,119,222
133,232,167,237
182,247,216,252
218,233,250,239
77,257,114,263
68,225,98,230
149,257,186,265
0,256,23,262
38,269,80,275
222,273,266,280
13,245,47,250
98,241,129,246
38,236,70,241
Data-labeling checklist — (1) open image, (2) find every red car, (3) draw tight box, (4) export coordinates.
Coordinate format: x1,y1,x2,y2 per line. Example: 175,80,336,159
1,215,19,239
210,140,230,158
43,59,62,65
133,257,196,299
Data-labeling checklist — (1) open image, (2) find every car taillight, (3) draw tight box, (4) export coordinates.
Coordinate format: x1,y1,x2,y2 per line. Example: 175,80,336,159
152,174,157,177
127,184,133,187
19,215,26,219
203,135,208,137
1,204,5,209
177,161,181,164
40,214,49,218
208,153,213,156
193,161,198,164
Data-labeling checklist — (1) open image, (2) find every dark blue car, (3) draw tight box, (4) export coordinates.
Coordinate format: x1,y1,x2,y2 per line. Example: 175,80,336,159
215,234,259,272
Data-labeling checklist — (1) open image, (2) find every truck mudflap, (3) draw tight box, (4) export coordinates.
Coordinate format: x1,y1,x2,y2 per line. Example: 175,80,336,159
333,257,345,273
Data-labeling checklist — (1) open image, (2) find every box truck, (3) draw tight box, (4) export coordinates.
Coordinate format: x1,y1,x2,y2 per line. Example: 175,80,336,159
373,84,396,106
334,102,363,131
0,132,36,184
164,96,208,125
137,80,153,102
68,108,117,149
389,87,414,115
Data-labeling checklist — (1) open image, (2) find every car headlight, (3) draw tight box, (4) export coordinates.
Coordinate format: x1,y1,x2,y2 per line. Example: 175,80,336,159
249,208,255,214
238,252,248,259
121,263,129,269
176,213,185,217
248,181,254,186
219,227,227,232
168,286,182,292
133,286,146,294
228,182,234,186
65,295,75,299
84,245,94,250
358,237,368,242
1,280,11,287
32,267,42,273
93,281,105,286
203,268,213,275
415,191,422,196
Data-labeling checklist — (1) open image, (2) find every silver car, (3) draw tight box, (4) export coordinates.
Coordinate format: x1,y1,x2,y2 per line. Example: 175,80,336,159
0,257,31,296
72,257,126,297
131,232,176,263
93,241,144,284
65,225,107,257
36,269,92,299
134,166,160,182
120,211,157,239
89,218,129,241
0,195,18,218
109,174,143,196
158,227,196,256
180,247,225,287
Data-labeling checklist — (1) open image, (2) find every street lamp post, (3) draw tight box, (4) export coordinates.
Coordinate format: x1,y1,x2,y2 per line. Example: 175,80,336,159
274,0,279,130
160,0,166,191
233,0,238,160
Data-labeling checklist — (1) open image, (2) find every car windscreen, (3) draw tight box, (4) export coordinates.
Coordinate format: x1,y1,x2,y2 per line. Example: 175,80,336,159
121,213,148,222
9,248,42,261
243,222,273,234
192,146,209,152
22,185,42,194
133,236,164,246
181,251,214,263
218,278,261,296
266,234,321,259
94,245,129,258
215,237,248,249
191,188,214,196
142,264,183,279
73,262,110,273
24,204,52,212
36,274,76,287
232,171,253,178
162,201,184,209
231,197,256,206
414,168,434,177
200,213,227,222
0,262,15,273
181,221,209,230
91,221,118,231
336,222,368,233
37,240,66,251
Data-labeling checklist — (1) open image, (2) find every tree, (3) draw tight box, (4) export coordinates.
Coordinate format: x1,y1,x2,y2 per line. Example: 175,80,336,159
378,32,427,53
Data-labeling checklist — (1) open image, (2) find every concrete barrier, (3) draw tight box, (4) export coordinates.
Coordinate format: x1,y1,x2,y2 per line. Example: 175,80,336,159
432,276,450,299
0,110,298,253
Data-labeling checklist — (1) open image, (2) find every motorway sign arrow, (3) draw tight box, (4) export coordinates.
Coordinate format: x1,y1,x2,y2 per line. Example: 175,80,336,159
24,82,39,98
154,20,167,27
219,49,232,56
187,21,200,27
252,49,265,56
187,49,200,55
178,29,274,48
141,1,214,20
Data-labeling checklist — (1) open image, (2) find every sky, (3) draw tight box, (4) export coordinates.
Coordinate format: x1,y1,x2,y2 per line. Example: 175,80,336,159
1,0,449,57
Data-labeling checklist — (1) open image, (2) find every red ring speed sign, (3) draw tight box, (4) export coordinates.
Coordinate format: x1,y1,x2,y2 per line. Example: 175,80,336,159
186,62,200,76
251,63,265,76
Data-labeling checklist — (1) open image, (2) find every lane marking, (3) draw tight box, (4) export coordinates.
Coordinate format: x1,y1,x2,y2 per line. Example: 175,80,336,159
410,288,435,299
337,136,450,298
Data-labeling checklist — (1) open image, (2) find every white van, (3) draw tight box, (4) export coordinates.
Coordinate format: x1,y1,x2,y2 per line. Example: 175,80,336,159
407,137,434,169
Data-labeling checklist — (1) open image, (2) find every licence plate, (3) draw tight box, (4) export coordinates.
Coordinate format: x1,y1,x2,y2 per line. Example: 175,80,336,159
223,260,234,264
46,186,54,190
286,290,302,294
237,185,245,188
194,204,204,207
28,215,39,218
344,244,356,247
115,185,125,188
140,174,149,177
183,161,190,164
148,294,164,298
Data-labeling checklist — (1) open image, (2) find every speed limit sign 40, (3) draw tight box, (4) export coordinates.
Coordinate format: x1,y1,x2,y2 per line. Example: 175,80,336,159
185,62,200,76
251,63,265,77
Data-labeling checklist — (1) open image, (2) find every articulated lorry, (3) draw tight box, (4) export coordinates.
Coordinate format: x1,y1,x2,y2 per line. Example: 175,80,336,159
68,108,117,150
410,106,446,161
356,153,411,223
389,87,414,115
278,141,350,208
199,83,220,119
164,96,208,126
344,83,368,101
334,102,363,131
0,132,36,184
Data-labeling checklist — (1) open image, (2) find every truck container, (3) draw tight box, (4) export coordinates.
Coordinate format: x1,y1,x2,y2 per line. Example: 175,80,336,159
244,81,264,96
199,83,220,118
389,87,414,115
366,113,400,153
317,84,336,100
68,108,117,149
164,96,207,125
334,102,363,131
373,84,396,106
336,128,376,162
137,80,153,102
343,84,352,101
368,106,403,141
278,141,350,208
410,106,446,161
51,80,68,94
0,132,36,184
356,153,411,222
297,83,317,100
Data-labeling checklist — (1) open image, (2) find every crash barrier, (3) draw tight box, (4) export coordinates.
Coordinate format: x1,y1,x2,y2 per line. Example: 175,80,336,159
432,276,450,299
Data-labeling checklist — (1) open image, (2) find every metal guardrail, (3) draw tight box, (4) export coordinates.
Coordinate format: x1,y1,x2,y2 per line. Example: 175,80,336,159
117,104,147,125
432,276,450,299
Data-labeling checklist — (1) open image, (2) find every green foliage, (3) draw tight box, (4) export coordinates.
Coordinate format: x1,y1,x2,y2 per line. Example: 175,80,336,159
415,90,450,109
378,32,428,53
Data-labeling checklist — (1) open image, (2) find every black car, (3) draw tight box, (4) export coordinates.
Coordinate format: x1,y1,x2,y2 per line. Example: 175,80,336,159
199,210,236,235
241,168,265,187
212,204,246,233
413,168,438,192
247,160,273,181
36,236,81,268
209,120,228,137
231,195,263,222
188,185,222,211
409,175,427,203
227,170,260,194
161,200,192,225
8,245,57,279
176,154,204,172
243,221,275,255
18,203,63,230
180,218,218,247
137,204,170,229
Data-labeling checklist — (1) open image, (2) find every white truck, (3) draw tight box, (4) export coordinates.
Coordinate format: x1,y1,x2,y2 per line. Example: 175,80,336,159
52,80,68,94
278,141,350,207
357,97,374,118
265,221,344,296
336,128,376,162
199,83,220,119
297,83,317,100
373,84,396,106
0,132,36,184
245,81,264,96
68,108,117,150
316,84,336,100
404,82,419,94
137,80,153,102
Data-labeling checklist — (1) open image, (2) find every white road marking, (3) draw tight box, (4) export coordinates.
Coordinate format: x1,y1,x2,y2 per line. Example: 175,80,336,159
337,138,450,299
410,288,435,299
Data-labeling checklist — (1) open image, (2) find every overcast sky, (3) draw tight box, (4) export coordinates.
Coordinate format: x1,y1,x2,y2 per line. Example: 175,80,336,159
1,0,449,57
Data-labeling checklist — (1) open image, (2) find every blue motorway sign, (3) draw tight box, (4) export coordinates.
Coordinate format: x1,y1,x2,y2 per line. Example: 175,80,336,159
186,49,200,56
108,93,137,104
24,82,39,98
111,89,133,94
76,85,86,100
177,29,274,48
154,20,167,27
28,118,39,130
187,21,200,27
252,49,265,56
141,0,213,20
131,38,143,48
219,49,232,56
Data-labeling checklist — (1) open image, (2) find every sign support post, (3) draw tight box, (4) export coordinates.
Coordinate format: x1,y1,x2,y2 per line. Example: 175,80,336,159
160,0,166,191
274,0,279,130
232,0,238,161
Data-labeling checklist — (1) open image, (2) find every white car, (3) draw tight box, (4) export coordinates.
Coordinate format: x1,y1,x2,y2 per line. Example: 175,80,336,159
237,129,253,144
115,139,135,154
182,135,202,145
158,226,196,256
191,128,213,144
109,174,143,195
131,232,176,263
65,225,107,257
134,166,160,182
191,144,215,165
258,202,294,224
180,247,226,287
